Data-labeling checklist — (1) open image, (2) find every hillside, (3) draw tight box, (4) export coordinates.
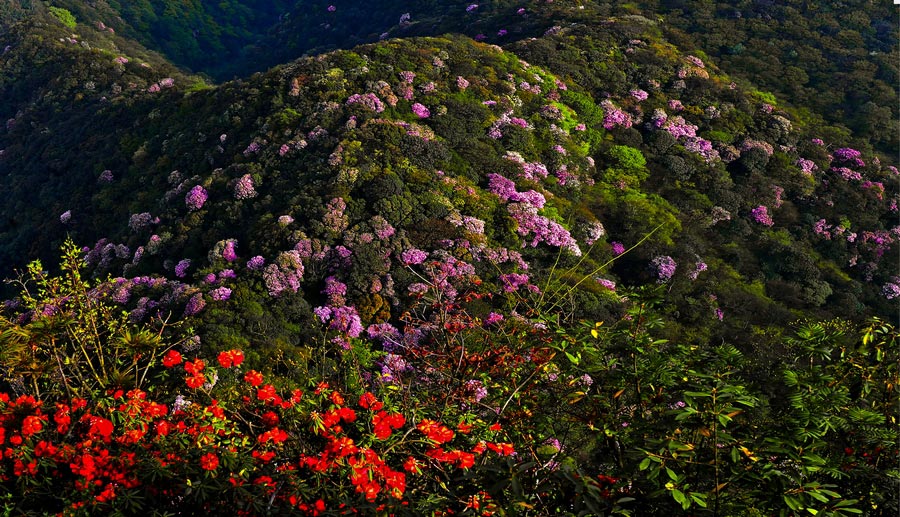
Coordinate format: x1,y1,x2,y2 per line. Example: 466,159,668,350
0,3,896,515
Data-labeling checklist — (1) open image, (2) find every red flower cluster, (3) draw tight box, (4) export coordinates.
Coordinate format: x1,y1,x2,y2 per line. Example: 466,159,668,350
217,349,245,368
184,359,206,389
162,349,182,368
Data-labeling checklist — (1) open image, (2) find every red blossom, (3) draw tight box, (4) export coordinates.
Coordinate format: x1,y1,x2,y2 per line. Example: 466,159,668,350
417,419,454,444
200,452,219,471
358,392,383,410
217,349,245,368
163,350,181,368
244,370,264,387
184,359,205,374
21,415,44,437
186,372,206,389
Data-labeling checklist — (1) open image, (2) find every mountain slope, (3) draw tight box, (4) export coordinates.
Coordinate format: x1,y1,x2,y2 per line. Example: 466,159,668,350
0,5,897,515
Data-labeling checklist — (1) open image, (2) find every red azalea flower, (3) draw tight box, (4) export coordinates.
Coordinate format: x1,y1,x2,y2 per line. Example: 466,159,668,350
358,392,383,411
21,415,43,437
217,349,245,368
184,359,205,374
162,350,182,368
244,370,264,387
186,372,206,389
88,416,114,439
200,452,219,471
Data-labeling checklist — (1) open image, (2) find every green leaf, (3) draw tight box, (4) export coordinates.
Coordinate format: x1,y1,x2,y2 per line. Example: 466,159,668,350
808,491,829,503
638,457,651,471
672,489,686,505
666,467,678,481
690,493,708,507
784,495,802,511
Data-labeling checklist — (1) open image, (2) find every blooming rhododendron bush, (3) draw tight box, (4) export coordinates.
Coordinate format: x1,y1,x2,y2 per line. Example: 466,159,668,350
0,242,632,515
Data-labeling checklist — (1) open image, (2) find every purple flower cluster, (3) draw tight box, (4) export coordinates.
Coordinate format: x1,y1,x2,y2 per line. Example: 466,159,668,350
652,255,677,283
796,158,817,175
833,148,865,167
345,93,385,113
128,212,154,232
323,276,348,305
610,241,625,255
59,210,72,224
242,142,261,156
175,259,191,278
263,251,304,296
630,89,649,101
246,256,265,270
740,139,774,156
582,221,606,245
601,100,632,130
464,380,488,402
683,137,719,163
596,278,616,291
882,281,900,300
499,273,530,293
508,204,580,255
233,174,257,200
222,239,238,262
751,205,774,227
315,305,364,338
323,197,348,234
832,167,862,181
484,312,504,326
183,293,206,316
487,174,546,208
689,261,708,281
772,185,785,208
185,185,208,211
410,102,430,119
209,287,232,301
401,248,428,265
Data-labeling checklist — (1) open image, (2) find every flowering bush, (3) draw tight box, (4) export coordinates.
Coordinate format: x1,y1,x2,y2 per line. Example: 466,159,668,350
185,185,208,211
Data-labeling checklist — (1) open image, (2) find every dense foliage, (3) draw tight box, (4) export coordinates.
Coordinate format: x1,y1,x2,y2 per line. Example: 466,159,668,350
0,1,896,515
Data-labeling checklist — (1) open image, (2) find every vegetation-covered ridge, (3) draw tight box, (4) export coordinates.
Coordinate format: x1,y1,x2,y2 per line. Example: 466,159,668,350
0,3,896,516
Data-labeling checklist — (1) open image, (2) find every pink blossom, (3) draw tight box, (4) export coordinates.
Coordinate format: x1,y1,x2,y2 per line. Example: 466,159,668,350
209,287,232,301
175,259,191,278
401,248,428,265
233,174,257,199
184,293,206,316
751,206,774,227
247,256,265,270
185,185,208,211
222,240,238,262
411,102,430,119
596,278,616,291
651,255,677,283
